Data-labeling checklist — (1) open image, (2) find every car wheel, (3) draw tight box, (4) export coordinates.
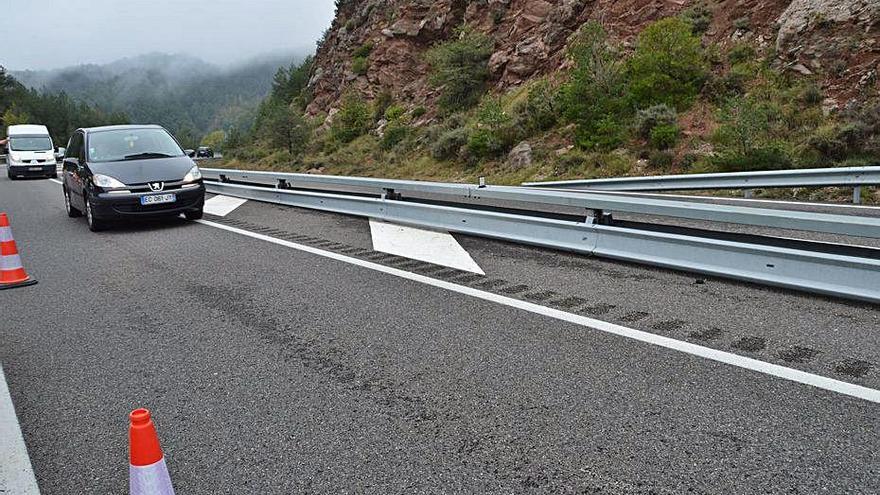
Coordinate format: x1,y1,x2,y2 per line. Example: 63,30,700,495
64,187,82,218
7,171,15,180
184,208,203,221
85,196,106,232
51,172,58,179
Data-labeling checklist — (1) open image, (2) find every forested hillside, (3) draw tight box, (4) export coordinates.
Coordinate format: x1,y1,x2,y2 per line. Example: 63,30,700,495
0,66,127,146
14,53,307,148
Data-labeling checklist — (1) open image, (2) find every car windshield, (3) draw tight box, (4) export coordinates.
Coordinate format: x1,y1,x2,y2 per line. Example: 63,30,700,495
9,137,52,151
87,128,184,163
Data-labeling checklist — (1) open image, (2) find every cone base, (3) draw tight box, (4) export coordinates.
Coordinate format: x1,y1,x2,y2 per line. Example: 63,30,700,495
0,278,37,291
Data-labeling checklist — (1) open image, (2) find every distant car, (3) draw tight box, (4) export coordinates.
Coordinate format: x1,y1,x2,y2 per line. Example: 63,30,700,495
61,125,205,232
4,124,58,179
196,146,214,158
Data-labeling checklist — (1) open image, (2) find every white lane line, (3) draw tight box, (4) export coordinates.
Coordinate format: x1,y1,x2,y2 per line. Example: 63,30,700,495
48,179,62,185
369,219,484,275
203,195,248,217
197,219,880,405
0,365,41,494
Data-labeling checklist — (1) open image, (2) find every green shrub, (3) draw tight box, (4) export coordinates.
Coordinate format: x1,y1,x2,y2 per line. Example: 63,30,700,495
680,3,712,34
798,83,823,106
380,121,410,150
353,43,373,58
727,44,756,65
372,90,393,121
559,22,631,150
331,93,372,143
733,16,751,31
411,106,427,118
712,145,792,172
649,123,680,150
384,104,406,121
648,150,675,168
426,28,493,112
466,97,518,159
635,104,677,139
513,79,558,134
352,56,369,76
431,127,469,160
626,17,708,110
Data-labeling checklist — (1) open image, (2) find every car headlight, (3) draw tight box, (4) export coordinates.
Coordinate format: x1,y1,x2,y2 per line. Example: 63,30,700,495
183,165,202,183
92,174,126,188
7,155,21,165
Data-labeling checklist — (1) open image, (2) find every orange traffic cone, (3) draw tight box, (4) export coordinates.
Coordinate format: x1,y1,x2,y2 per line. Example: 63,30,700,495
129,409,175,495
0,212,37,290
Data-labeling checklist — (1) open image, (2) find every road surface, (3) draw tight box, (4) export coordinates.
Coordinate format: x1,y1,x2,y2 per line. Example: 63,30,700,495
1,169,878,493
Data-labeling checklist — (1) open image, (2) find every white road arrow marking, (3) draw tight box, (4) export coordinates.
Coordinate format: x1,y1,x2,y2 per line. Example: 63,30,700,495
204,195,248,217
369,219,485,275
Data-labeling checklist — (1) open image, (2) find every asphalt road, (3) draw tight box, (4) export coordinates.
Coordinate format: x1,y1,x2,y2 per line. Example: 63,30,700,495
1,171,878,494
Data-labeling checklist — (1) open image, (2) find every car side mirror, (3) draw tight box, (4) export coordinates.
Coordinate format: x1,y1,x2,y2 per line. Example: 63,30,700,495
56,147,66,159
184,149,196,158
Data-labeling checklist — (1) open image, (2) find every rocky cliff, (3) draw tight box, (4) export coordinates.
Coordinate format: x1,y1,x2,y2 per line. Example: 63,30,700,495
307,0,880,116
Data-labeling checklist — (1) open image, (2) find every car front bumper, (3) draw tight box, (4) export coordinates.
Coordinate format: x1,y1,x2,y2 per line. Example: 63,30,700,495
90,184,205,219
8,163,56,177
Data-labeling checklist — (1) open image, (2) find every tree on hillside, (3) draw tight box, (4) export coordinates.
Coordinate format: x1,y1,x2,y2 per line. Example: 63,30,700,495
427,28,494,112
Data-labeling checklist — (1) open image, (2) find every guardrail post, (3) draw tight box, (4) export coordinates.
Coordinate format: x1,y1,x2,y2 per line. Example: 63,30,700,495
854,185,862,205
744,189,754,199
382,188,401,200
277,179,289,190
219,174,228,183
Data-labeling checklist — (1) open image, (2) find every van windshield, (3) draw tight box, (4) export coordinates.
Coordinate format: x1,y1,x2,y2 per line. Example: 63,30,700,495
9,137,52,151
87,128,184,163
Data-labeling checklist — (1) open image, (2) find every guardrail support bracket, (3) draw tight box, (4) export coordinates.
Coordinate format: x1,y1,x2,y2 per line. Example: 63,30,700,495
277,179,290,190
854,186,862,205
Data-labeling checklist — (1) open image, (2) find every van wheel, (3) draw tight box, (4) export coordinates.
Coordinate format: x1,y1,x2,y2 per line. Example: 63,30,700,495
85,196,106,232
64,187,82,218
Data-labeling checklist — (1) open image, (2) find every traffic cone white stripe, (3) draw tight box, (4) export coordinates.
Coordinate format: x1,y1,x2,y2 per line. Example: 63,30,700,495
0,254,23,270
0,226,12,242
130,457,175,495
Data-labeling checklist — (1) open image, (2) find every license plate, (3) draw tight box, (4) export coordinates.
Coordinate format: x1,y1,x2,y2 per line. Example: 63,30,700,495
141,193,176,205
29,167,42,171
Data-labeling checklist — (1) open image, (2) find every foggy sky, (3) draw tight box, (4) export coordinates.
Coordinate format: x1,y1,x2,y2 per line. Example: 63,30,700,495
4,0,337,70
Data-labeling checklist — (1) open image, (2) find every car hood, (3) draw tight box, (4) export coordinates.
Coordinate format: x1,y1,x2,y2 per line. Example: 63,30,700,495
10,150,55,161
89,156,195,185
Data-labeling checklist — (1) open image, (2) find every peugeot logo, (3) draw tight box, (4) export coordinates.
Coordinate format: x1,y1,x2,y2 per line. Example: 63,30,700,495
149,182,164,192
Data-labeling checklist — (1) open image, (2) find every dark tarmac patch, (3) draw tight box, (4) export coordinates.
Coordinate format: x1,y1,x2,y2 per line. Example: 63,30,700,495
777,346,822,364
688,327,724,342
499,284,530,295
551,296,588,309
731,336,767,353
619,312,649,323
833,359,874,378
524,291,558,302
581,303,617,316
651,320,688,332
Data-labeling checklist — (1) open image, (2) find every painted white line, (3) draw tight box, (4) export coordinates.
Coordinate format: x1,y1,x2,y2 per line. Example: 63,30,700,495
203,195,248,217
0,365,41,494
197,219,880,405
48,179,62,185
369,219,484,274
591,190,880,211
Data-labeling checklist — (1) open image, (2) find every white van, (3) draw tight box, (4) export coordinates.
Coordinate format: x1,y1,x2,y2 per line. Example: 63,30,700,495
5,124,59,179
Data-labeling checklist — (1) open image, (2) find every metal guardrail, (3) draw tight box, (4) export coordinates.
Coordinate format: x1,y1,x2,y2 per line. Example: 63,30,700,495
201,168,880,239
522,166,880,204
203,180,880,304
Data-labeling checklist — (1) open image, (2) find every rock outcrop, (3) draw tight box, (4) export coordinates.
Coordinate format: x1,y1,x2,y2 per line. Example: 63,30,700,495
307,0,880,116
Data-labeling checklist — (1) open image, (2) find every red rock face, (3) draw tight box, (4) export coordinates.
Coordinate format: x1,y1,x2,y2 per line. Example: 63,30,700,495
306,0,880,116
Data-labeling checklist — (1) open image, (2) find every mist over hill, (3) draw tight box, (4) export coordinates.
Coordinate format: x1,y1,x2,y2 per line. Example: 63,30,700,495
13,52,310,146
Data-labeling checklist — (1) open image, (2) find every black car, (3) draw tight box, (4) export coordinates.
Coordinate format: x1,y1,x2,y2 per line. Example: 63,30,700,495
61,125,205,232
195,146,214,158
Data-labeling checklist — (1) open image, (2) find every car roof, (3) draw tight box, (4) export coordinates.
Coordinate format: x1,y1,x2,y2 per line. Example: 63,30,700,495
8,124,50,136
80,124,165,134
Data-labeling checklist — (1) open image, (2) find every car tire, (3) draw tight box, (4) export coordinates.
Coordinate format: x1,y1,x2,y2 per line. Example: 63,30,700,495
50,172,58,179
7,171,15,180
184,208,204,221
84,195,106,232
64,187,82,218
